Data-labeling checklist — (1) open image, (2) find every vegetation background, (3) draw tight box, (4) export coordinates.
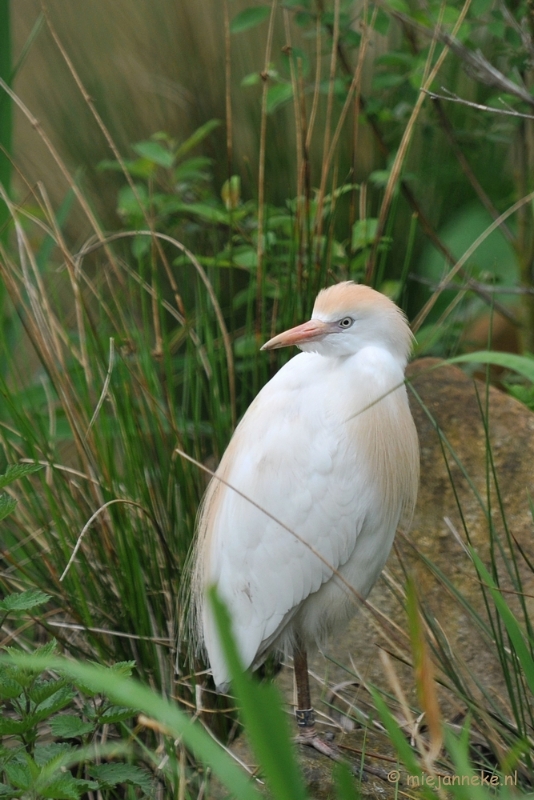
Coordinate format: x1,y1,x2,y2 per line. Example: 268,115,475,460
1,0,534,797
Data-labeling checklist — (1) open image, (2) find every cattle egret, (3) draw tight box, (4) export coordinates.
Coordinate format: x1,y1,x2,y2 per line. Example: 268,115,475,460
190,281,419,754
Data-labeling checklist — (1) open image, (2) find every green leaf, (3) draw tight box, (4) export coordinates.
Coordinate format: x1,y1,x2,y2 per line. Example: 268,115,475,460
107,660,136,677
34,742,77,767
49,715,94,739
0,786,22,798
234,333,260,358
0,589,51,613
89,763,153,792
233,248,257,269
4,762,31,790
470,0,493,15
230,6,270,34
448,352,534,383
29,677,69,705
351,218,378,250
3,653,262,800
38,775,87,800
175,119,221,159
0,462,43,488
241,71,261,87
117,184,148,219
132,140,174,169
0,493,17,521
266,82,293,113
0,718,31,736
0,674,23,699
99,704,137,724
374,7,390,35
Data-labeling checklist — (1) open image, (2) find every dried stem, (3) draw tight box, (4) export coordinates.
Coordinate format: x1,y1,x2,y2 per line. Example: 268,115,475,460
256,0,278,330
366,0,474,284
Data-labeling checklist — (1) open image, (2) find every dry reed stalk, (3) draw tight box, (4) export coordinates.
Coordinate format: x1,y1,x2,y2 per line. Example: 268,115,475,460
315,3,374,244
256,0,278,331
0,77,120,280
366,0,473,284
223,0,233,178
314,0,340,250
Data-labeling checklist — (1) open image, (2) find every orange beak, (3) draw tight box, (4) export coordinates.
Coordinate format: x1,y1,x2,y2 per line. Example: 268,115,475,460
261,319,330,351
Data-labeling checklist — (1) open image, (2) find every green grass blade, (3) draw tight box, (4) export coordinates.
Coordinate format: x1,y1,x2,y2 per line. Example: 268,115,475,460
209,587,308,800
467,548,534,697
448,352,534,383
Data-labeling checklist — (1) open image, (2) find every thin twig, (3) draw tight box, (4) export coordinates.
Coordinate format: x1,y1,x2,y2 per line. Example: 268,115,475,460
223,0,233,177
46,620,172,645
424,88,534,120
412,188,534,332
86,337,115,438
256,0,278,332
60,498,154,581
410,273,534,295
314,0,340,244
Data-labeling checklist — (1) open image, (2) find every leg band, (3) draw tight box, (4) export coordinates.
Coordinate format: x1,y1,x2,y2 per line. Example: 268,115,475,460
295,707,316,728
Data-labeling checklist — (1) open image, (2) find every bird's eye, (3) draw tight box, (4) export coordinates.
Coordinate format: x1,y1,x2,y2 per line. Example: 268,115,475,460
338,317,353,329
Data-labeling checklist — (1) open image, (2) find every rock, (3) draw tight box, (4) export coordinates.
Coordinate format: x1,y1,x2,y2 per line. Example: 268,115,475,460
228,358,534,798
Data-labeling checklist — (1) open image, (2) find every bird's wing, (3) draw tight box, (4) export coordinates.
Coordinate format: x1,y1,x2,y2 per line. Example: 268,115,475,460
196,354,372,686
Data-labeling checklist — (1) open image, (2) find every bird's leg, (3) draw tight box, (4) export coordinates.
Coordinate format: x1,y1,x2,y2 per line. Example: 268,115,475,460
293,643,316,737
293,641,342,761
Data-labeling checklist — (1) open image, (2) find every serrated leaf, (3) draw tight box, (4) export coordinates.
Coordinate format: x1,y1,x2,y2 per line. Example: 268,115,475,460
89,763,153,792
0,717,34,736
0,462,43,489
230,6,270,34
132,140,174,169
0,786,22,798
33,686,77,721
0,674,23,699
0,493,17,521
38,774,89,800
0,589,51,613
29,677,69,705
108,661,136,677
4,762,31,790
99,704,137,724
34,743,77,766
49,715,94,739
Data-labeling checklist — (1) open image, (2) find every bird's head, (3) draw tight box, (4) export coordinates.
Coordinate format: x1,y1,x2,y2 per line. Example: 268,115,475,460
261,282,413,363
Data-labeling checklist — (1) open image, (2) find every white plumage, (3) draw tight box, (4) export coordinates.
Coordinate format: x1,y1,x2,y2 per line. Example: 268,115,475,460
190,282,419,702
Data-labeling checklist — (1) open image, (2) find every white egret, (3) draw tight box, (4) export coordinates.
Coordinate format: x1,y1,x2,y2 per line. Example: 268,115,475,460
190,281,419,753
